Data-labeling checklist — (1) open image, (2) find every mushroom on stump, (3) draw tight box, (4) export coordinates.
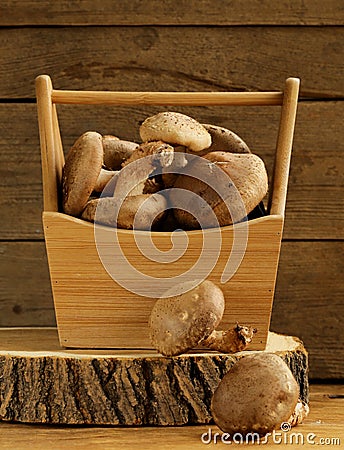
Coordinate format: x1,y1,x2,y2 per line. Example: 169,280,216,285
149,280,256,356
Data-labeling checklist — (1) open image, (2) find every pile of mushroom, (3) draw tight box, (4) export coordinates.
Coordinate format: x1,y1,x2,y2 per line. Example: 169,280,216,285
61,111,269,230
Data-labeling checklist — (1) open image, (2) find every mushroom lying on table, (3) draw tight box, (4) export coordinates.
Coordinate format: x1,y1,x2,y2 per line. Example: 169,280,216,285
149,280,256,356
211,353,300,435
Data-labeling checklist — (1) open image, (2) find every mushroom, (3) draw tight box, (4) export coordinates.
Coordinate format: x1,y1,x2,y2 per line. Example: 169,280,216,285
200,124,251,155
161,146,188,189
201,324,257,353
211,353,300,435
142,177,164,195
62,131,103,216
62,132,121,214
81,193,167,230
149,280,256,356
102,135,138,170
170,151,268,229
119,141,174,196
149,280,224,356
93,168,119,193
140,111,211,152
122,140,174,169
287,399,310,427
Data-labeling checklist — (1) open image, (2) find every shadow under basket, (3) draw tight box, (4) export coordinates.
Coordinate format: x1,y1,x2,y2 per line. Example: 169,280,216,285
36,76,300,350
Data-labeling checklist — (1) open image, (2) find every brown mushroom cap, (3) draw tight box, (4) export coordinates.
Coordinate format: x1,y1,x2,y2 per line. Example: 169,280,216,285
102,136,138,170
81,193,167,230
200,124,251,155
171,152,268,229
62,131,103,216
140,112,211,152
211,353,299,435
149,280,225,356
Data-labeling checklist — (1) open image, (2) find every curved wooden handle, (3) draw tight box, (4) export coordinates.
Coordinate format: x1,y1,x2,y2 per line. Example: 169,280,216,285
270,77,300,217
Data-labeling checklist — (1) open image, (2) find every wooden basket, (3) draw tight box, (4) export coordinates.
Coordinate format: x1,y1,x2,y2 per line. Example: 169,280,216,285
36,75,299,349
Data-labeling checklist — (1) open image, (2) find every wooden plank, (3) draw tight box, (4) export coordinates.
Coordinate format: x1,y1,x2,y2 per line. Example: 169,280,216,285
0,329,308,425
0,242,55,327
0,241,343,379
271,241,344,380
0,382,343,449
0,27,343,98
1,102,343,240
0,1,343,26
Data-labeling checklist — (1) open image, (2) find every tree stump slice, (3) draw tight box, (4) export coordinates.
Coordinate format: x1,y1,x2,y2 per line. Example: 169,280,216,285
0,328,308,426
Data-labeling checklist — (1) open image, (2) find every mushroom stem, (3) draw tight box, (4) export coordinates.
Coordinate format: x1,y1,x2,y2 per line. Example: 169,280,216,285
94,168,119,193
201,324,257,353
117,141,175,196
287,399,310,427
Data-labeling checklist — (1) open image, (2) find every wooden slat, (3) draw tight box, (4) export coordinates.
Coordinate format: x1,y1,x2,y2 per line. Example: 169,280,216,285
271,241,344,380
0,241,342,379
0,27,343,98
0,102,342,240
0,1,343,26
0,242,55,327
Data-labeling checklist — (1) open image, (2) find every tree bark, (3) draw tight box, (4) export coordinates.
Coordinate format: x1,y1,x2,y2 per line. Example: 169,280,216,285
0,329,308,426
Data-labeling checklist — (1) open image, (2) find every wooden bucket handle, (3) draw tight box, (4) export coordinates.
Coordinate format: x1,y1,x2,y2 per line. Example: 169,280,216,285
36,75,300,216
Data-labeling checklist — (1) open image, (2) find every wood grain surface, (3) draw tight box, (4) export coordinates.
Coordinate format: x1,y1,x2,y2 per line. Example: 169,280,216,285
0,1,343,26
42,213,282,350
0,27,343,99
0,384,343,450
0,328,308,426
1,102,343,240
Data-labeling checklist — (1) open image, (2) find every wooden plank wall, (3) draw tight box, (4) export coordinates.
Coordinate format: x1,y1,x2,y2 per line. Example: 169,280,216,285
0,1,343,379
